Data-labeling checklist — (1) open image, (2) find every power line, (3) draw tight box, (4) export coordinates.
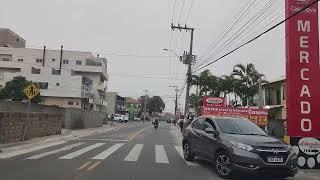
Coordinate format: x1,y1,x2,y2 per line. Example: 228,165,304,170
184,0,196,24
178,0,186,23
194,0,320,72
195,0,280,69
197,0,258,63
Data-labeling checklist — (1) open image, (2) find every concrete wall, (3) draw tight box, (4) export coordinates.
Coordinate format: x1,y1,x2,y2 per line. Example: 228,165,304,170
0,100,65,114
0,100,104,130
0,112,63,143
64,108,105,129
43,97,82,108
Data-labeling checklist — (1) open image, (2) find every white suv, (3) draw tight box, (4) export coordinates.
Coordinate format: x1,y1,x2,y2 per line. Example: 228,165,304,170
114,114,128,123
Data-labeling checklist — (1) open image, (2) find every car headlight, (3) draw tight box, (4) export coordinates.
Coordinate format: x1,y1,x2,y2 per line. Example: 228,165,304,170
230,141,253,152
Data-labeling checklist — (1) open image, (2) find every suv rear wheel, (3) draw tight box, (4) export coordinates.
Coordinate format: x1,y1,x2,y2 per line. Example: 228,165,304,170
215,151,232,178
183,141,195,161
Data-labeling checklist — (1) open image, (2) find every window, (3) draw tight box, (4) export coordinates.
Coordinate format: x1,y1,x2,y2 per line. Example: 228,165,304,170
16,38,19,42
2,58,10,61
37,82,48,89
76,101,79,105
63,59,69,64
18,58,23,62
215,118,266,136
68,101,74,105
192,118,205,130
282,85,286,100
31,67,40,74
86,59,102,66
56,83,60,86
52,68,60,75
76,60,82,65
36,58,43,63
52,58,56,62
204,118,216,130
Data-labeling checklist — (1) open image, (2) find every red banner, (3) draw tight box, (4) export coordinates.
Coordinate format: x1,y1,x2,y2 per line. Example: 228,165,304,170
202,96,226,107
202,107,268,126
286,0,320,137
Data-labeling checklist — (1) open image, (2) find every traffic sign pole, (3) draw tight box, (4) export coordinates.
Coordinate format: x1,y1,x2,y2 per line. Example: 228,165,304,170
22,83,40,141
22,99,31,141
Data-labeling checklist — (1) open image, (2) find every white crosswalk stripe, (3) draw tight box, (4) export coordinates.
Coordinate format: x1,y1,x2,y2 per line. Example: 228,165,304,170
124,144,143,162
155,145,169,164
26,142,85,160
0,141,66,159
2,142,204,167
92,143,124,160
59,143,105,159
174,146,199,166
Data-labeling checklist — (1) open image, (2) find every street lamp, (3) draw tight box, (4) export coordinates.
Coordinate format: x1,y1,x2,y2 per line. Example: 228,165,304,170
163,48,181,60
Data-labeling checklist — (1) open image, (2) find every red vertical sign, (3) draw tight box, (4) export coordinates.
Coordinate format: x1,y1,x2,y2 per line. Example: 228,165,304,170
286,0,320,137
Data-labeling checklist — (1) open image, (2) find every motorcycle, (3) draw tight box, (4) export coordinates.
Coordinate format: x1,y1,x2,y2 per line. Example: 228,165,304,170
154,122,158,129
152,119,159,129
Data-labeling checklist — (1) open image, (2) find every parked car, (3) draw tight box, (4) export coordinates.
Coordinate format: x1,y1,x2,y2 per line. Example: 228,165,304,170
134,117,140,121
182,115,297,179
113,114,128,123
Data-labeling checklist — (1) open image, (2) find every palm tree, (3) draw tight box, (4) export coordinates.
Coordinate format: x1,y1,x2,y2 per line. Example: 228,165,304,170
232,63,262,106
190,93,202,115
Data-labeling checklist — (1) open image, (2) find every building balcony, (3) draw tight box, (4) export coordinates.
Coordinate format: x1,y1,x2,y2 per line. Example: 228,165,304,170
0,61,22,69
95,98,106,106
72,58,108,80
96,83,105,92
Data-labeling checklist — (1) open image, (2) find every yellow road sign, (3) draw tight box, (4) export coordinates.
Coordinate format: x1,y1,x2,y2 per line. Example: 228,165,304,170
24,83,40,100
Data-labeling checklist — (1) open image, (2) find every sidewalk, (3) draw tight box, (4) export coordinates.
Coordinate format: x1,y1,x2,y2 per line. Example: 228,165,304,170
293,169,320,180
0,124,116,153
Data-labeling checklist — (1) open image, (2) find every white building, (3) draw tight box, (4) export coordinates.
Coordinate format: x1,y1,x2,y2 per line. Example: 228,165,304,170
0,29,108,111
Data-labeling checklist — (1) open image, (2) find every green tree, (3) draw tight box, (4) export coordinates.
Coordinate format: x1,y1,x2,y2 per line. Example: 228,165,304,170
138,95,165,113
0,76,42,103
231,63,263,106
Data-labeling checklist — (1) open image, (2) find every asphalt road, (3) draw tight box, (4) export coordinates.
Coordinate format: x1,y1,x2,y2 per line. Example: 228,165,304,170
0,121,314,180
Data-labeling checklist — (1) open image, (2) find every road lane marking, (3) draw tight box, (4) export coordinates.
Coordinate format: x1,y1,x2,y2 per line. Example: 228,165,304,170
80,138,129,142
77,161,92,170
59,143,105,159
128,128,144,141
0,141,66,159
86,161,101,171
91,143,124,160
124,144,143,162
174,146,199,166
155,145,169,164
26,142,85,159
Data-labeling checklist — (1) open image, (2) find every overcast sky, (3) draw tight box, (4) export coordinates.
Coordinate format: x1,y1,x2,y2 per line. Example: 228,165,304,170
0,0,292,112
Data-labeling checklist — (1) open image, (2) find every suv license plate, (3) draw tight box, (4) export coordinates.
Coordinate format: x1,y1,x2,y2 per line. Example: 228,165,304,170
267,157,284,163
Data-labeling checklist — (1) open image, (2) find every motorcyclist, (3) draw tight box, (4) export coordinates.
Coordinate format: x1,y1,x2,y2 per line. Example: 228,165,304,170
153,117,159,129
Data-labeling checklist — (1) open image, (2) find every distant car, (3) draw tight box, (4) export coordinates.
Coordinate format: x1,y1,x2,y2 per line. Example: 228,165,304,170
172,118,177,123
182,116,297,178
134,117,140,121
114,114,128,123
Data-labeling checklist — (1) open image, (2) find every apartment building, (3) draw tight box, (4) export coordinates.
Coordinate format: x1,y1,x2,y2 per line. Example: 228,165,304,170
263,76,286,120
0,29,108,111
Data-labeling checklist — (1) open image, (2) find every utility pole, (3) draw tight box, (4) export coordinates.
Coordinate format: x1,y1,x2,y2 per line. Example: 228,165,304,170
169,85,179,118
171,24,195,123
143,90,148,124
258,76,263,108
